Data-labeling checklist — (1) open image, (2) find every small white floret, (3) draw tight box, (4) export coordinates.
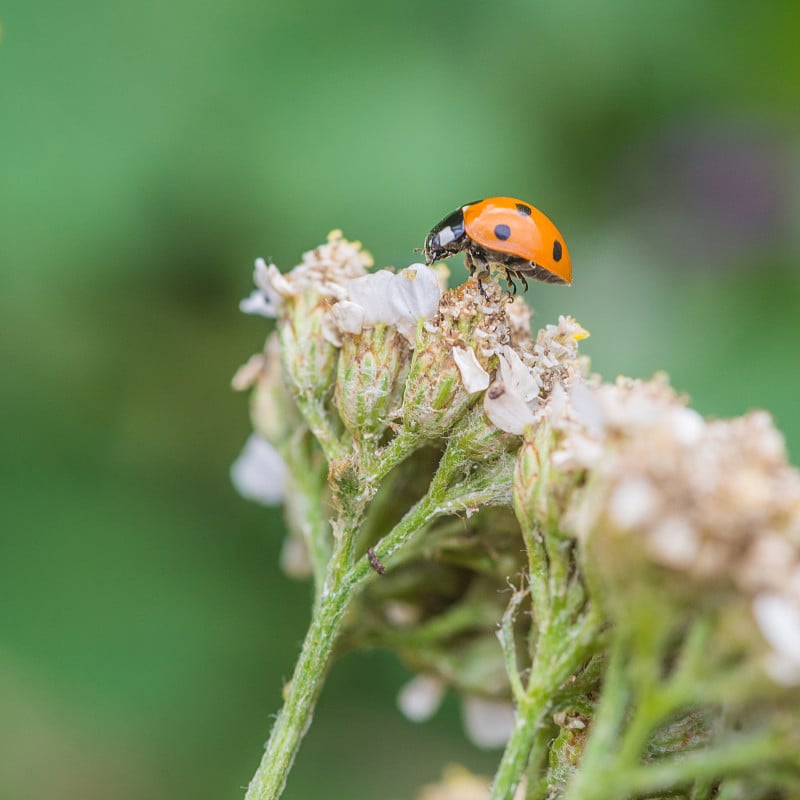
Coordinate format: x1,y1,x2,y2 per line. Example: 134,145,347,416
230,434,287,506
240,290,276,317
483,381,536,435
330,300,366,335
569,380,604,436
347,270,394,317
498,346,539,403
344,264,441,344
753,592,800,686
231,353,266,391
390,264,442,342
397,675,446,723
256,259,294,300
461,696,516,749
280,536,313,579
668,407,706,446
453,346,490,393
608,477,659,529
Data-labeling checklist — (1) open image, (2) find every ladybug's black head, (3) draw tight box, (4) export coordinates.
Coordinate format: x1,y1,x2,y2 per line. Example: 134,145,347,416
423,208,467,265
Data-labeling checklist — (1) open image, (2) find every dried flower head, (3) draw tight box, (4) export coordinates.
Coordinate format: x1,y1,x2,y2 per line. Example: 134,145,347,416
484,315,589,435
232,332,303,449
567,377,800,684
232,227,800,800
241,230,373,319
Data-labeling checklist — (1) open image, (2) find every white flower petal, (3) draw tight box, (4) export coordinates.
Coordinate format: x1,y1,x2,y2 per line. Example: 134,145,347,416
461,696,516,749
569,380,604,436
753,592,800,685
667,407,706,446
397,675,446,723
453,346,490,393
389,264,442,341
321,313,343,347
483,380,536,435
317,279,351,301
346,264,441,344
552,434,605,471
331,300,366,335
242,259,294,317
231,353,266,391
280,535,313,579
763,653,800,687
252,258,271,291
230,434,287,505
384,601,422,628
499,346,539,402
548,381,567,421
347,270,394,319
240,290,277,317
256,259,294,299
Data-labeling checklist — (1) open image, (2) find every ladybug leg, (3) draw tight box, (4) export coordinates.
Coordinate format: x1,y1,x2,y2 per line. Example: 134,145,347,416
467,250,492,300
507,275,518,295
520,274,529,292
464,250,474,275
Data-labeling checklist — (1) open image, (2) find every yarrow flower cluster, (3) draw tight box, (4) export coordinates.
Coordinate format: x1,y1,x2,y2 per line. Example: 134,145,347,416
231,232,800,800
558,377,800,686
240,230,374,319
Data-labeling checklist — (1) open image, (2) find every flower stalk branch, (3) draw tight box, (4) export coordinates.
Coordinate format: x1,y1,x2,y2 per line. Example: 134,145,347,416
243,538,353,800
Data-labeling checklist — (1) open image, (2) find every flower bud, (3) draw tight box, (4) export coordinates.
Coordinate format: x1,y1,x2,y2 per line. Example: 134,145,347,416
446,403,518,465
279,288,340,405
233,332,304,449
335,324,410,441
513,428,545,529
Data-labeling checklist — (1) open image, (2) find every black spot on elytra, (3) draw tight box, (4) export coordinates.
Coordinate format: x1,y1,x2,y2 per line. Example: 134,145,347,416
515,203,532,216
553,240,563,261
494,224,511,240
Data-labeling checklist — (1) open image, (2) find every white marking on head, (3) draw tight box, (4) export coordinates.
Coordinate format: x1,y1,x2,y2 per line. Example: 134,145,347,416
437,225,456,246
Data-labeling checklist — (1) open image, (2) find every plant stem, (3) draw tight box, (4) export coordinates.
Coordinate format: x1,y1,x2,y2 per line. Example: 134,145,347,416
244,542,353,800
243,446,487,800
244,427,517,798
619,731,788,796
294,395,346,463
490,693,547,800
491,607,603,800
525,715,558,800
284,460,329,598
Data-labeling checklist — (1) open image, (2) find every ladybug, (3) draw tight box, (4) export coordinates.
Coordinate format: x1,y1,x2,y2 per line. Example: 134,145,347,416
423,197,572,294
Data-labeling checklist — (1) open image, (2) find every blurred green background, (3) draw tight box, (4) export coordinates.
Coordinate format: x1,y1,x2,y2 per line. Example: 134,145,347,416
1,1,799,798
